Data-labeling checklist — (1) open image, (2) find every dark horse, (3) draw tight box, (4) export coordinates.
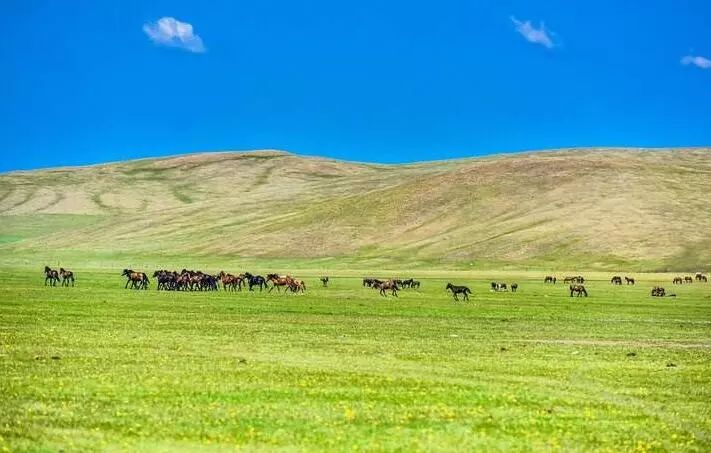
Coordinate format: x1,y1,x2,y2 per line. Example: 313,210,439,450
611,276,622,285
122,269,149,290
59,268,75,287
672,276,683,284
651,286,666,297
569,284,588,297
320,276,329,287
446,283,470,301
244,272,267,291
44,266,59,286
544,276,556,284
625,276,635,285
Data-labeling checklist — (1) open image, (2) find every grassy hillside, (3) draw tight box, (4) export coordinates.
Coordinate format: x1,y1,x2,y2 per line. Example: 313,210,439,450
1,148,710,270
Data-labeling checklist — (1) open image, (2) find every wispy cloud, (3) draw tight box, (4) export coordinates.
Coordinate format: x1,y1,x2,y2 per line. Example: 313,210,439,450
510,16,555,49
143,17,205,53
681,55,711,69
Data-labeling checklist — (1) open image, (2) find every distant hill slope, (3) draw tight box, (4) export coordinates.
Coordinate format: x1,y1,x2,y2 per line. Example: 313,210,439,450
1,148,710,270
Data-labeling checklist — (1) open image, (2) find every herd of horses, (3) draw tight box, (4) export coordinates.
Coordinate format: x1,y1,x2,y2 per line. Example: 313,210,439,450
41,266,709,301
43,266,75,287
362,278,421,297
129,269,306,293
673,273,707,284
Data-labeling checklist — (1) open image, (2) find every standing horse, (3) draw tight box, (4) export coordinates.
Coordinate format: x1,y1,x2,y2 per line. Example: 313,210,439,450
611,276,622,285
544,276,556,284
624,276,635,285
511,283,518,293
684,276,693,284
446,283,470,301
44,266,59,286
374,280,399,297
672,276,683,284
59,268,75,287
320,276,329,287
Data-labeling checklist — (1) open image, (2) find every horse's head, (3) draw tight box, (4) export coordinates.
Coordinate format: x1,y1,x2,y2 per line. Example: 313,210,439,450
122,269,131,276
44,266,51,272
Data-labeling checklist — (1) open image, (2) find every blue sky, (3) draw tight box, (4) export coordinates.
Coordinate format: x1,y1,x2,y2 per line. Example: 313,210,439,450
2,0,710,172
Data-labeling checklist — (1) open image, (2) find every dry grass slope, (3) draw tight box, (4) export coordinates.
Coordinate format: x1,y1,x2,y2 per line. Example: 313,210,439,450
1,148,710,270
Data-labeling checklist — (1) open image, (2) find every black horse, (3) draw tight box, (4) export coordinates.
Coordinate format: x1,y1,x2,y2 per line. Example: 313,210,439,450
44,266,59,286
59,268,75,287
244,272,267,291
320,276,329,287
446,283,470,301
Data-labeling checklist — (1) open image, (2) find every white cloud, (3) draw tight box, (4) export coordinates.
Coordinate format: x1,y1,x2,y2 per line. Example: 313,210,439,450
681,55,711,69
143,17,205,53
510,16,555,49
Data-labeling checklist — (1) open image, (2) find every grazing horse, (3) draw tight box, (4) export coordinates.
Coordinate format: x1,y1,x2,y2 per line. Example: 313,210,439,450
44,266,59,286
59,268,75,287
684,276,693,284
625,276,635,285
651,286,666,297
446,283,470,301
544,276,556,284
611,276,622,285
511,283,518,293
569,284,588,297
320,276,329,287
410,280,421,289
701,275,708,283
673,276,683,284
491,282,507,292
122,269,149,290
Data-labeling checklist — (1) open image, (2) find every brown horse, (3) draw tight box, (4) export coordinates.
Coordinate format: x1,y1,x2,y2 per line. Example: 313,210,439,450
218,271,243,291
684,276,693,284
651,286,666,297
44,266,59,286
267,274,293,293
122,269,149,290
59,268,75,287
375,280,398,297
672,277,683,284
288,279,306,293
544,276,556,284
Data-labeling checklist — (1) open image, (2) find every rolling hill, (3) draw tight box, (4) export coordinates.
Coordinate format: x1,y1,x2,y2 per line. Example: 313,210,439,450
1,148,710,270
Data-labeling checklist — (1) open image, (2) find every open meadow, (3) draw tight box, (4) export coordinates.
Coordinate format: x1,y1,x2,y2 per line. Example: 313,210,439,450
1,266,710,451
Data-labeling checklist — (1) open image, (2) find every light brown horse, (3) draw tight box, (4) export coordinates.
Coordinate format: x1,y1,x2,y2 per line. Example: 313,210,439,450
288,279,306,293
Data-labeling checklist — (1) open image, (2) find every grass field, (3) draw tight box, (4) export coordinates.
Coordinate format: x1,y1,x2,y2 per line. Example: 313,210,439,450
2,267,710,451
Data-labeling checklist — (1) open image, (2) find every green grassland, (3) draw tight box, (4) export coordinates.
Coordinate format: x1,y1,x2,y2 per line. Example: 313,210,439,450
1,269,710,451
